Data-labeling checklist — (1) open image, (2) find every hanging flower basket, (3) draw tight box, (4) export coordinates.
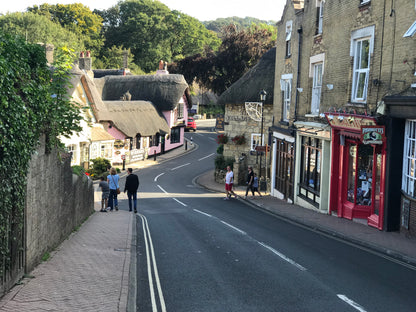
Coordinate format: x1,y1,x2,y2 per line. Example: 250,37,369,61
231,134,246,145
216,134,229,144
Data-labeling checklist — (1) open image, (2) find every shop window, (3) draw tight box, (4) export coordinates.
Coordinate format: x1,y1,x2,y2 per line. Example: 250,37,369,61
100,143,112,158
299,137,322,205
402,120,416,197
350,26,374,104
149,133,160,147
170,127,181,143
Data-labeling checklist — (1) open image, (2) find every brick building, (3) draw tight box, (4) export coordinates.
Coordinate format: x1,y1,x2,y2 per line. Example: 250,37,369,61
271,0,416,234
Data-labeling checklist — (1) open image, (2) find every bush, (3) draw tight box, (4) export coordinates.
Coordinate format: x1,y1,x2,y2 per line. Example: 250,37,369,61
72,165,85,176
215,155,234,170
217,144,224,155
89,158,111,179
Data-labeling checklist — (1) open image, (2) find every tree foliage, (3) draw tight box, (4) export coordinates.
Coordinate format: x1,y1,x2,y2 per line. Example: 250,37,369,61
203,16,277,33
0,12,83,51
96,0,220,72
170,24,275,94
0,32,82,273
27,3,104,53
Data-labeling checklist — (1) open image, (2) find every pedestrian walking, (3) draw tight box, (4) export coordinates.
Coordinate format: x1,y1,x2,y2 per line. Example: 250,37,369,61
107,167,120,211
244,166,254,199
124,168,139,213
252,173,262,197
224,165,237,200
98,176,109,212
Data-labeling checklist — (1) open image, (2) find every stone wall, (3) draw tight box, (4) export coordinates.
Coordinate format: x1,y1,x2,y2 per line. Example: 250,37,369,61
25,137,94,272
222,103,272,185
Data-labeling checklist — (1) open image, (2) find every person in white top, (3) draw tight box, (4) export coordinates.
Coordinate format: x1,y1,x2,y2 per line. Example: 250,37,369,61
224,166,237,200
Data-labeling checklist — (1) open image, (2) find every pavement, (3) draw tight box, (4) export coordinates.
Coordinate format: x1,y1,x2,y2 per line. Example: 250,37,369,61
1,138,416,311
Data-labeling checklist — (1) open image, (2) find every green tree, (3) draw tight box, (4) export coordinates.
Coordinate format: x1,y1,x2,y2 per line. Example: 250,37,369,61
95,46,145,74
0,12,83,51
0,32,81,274
28,3,104,53
97,0,220,72
203,16,277,33
170,24,274,94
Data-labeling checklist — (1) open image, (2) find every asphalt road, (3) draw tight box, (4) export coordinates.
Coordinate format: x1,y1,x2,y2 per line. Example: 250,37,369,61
119,123,416,312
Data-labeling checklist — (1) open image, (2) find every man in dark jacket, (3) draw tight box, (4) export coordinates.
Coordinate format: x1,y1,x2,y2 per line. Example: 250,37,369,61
124,168,140,213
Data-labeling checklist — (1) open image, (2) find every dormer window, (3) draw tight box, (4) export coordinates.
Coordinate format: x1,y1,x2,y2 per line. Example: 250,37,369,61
360,0,370,5
285,21,293,58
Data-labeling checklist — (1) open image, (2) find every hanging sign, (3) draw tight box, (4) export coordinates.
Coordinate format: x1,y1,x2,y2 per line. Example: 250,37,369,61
361,125,385,144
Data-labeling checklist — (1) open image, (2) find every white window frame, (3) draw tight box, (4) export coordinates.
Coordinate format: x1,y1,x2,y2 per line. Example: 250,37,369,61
402,120,416,197
101,142,113,159
251,133,264,151
360,0,370,4
404,21,416,37
280,74,293,122
350,26,374,104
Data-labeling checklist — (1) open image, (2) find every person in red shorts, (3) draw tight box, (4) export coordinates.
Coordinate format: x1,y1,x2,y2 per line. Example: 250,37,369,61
224,165,237,200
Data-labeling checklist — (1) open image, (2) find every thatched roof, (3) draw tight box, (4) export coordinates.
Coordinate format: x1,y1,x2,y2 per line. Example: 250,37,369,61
217,47,275,106
94,74,188,111
93,69,131,78
91,126,115,141
104,101,170,137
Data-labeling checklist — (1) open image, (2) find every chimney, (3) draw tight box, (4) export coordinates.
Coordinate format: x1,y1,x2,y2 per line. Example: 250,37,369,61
78,51,92,71
156,59,169,75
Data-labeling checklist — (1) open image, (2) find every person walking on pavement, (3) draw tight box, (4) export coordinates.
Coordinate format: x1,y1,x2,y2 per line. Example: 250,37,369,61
124,168,139,213
244,166,255,199
107,167,120,211
98,176,109,212
252,173,262,197
224,165,237,200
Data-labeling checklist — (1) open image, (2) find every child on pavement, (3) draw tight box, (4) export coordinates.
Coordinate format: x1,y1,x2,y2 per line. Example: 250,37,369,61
252,173,262,197
98,176,109,212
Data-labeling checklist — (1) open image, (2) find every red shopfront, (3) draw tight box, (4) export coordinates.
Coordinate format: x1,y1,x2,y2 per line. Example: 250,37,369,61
326,113,386,230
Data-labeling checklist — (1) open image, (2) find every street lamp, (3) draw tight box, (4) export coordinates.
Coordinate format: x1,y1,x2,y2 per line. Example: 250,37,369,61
259,89,267,183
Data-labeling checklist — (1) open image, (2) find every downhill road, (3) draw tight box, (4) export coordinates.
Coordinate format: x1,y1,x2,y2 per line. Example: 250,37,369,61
118,121,416,312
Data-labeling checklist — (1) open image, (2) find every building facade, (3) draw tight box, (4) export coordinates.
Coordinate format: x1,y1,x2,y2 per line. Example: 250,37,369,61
272,0,416,233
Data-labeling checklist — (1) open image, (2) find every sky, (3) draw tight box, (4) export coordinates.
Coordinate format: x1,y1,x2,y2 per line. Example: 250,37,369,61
0,0,285,21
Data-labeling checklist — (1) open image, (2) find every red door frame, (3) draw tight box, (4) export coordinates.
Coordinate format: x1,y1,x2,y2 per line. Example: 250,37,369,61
329,129,386,229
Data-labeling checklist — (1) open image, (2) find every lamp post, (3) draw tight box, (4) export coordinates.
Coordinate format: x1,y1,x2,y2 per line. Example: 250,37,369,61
259,89,267,183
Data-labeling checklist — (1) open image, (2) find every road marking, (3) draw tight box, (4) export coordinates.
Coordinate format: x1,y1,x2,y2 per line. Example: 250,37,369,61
337,295,367,312
258,242,307,271
173,198,187,207
220,221,247,235
154,172,165,182
193,209,213,217
198,153,215,161
171,163,191,171
209,137,216,141
139,214,166,312
157,185,168,194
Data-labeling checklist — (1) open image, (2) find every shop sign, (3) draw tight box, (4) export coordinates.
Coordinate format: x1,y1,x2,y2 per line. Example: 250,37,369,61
361,125,385,145
216,114,225,131
114,139,125,149
324,113,376,130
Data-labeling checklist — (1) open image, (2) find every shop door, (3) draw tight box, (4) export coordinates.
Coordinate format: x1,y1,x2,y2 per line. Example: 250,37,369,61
274,140,294,200
341,142,376,220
